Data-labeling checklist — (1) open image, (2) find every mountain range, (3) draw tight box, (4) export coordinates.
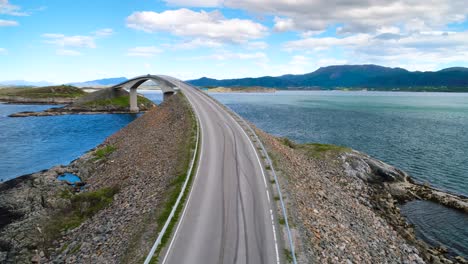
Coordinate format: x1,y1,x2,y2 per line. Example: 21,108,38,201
187,65,468,91
68,77,128,87
2,65,468,91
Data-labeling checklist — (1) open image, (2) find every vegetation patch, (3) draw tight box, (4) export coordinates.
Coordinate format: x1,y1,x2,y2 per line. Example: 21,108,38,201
83,95,153,108
41,187,119,254
0,85,86,98
93,145,117,161
299,143,350,159
280,137,297,149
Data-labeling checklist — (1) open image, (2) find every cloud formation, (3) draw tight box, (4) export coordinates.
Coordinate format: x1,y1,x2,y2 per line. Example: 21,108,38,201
0,19,18,26
164,0,468,34
285,30,468,71
0,0,28,16
56,49,82,56
43,34,97,48
126,8,268,43
127,46,163,57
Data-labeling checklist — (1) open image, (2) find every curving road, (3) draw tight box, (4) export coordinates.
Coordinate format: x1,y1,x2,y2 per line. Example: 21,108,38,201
158,76,280,264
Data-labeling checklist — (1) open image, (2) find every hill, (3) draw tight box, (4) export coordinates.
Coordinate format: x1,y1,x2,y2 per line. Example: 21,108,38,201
0,85,86,104
69,77,128,87
188,65,468,91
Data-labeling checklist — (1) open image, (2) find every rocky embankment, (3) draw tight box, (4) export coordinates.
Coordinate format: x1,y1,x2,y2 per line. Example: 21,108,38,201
256,133,467,264
0,93,195,263
9,88,155,117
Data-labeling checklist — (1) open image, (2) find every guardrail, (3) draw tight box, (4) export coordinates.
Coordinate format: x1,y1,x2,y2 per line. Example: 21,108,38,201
143,95,200,264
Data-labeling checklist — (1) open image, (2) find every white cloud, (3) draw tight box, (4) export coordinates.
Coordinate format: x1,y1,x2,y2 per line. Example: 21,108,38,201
126,8,268,43
244,1,467,33
284,34,371,51
182,51,268,62
94,28,113,37
210,51,267,61
246,41,268,50
43,34,96,48
164,0,222,7
127,46,163,57
167,38,224,49
56,49,82,56
0,0,28,16
169,0,467,34
284,30,468,71
0,19,18,26
0,48,7,54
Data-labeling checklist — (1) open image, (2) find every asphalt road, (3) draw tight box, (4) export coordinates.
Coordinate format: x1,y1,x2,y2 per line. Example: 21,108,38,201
158,76,280,264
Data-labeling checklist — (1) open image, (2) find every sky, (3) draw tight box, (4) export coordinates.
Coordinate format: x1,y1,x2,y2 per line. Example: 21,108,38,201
1,0,468,83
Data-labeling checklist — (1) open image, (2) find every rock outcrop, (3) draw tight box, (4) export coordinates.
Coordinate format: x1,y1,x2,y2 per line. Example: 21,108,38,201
257,131,467,263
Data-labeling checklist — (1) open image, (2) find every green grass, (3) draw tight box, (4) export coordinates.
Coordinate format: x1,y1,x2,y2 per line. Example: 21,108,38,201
278,217,286,225
299,143,350,159
69,243,82,254
274,195,280,201
284,249,294,263
83,95,153,108
280,137,297,149
41,187,119,254
93,145,116,160
265,165,272,170
0,85,86,98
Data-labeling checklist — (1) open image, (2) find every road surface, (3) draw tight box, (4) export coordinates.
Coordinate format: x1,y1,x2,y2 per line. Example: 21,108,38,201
158,76,280,264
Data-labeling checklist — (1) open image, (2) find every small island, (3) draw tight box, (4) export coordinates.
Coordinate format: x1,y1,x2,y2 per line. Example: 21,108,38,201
7,87,156,117
0,85,86,104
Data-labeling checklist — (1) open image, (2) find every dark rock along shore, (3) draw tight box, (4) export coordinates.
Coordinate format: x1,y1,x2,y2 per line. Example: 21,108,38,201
0,93,194,263
256,130,467,264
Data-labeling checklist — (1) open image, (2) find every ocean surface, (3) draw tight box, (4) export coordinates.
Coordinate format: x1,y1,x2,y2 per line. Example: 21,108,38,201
0,91,162,182
0,90,466,257
210,90,468,257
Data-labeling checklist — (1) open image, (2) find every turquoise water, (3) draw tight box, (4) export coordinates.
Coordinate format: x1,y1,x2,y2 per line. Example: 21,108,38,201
57,173,82,184
211,91,468,197
0,91,163,182
210,90,468,258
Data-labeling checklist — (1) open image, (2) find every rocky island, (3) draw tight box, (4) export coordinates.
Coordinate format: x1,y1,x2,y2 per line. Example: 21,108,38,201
0,85,86,104
8,87,155,117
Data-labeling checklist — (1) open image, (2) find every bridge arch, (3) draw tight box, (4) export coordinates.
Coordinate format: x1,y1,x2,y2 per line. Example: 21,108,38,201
112,75,178,112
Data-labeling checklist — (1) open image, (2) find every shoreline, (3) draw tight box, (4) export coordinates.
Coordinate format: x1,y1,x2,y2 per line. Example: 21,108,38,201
0,94,467,263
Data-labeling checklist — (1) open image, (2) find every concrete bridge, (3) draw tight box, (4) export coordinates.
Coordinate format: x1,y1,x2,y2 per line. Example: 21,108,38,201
112,75,179,112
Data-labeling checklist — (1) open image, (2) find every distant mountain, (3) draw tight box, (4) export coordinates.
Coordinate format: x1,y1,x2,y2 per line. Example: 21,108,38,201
0,80,56,87
69,77,128,87
188,65,468,91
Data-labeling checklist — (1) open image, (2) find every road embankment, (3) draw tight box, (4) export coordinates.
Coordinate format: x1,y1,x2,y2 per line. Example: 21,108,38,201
255,131,467,264
0,93,195,263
